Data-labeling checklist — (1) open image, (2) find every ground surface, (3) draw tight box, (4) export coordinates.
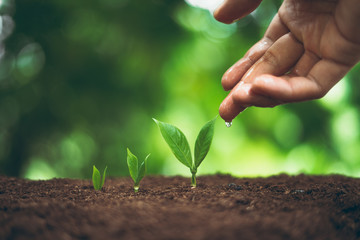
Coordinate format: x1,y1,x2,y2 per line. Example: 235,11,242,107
1,174,360,240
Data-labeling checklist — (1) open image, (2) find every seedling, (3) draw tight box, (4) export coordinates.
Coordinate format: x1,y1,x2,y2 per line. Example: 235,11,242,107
127,148,150,192
153,117,216,188
92,165,107,190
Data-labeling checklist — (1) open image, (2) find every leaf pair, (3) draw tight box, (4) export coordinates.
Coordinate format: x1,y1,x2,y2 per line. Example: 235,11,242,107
127,148,150,192
153,117,216,187
92,165,107,190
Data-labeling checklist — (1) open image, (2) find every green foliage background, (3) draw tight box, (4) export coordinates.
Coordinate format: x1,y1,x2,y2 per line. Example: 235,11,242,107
0,0,359,179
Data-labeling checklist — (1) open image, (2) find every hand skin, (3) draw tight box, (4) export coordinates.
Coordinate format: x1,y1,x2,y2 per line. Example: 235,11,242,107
214,0,360,122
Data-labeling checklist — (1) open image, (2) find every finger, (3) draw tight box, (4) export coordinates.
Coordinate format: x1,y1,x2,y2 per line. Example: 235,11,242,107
219,82,281,121
231,83,282,107
251,75,316,102
221,41,270,91
242,33,304,83
222,14,289,91
251,60,351,102
291,50,320,77
214,0,262,24
219,92,247,122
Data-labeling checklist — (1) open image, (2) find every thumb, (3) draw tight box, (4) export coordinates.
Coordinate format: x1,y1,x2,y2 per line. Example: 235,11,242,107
214,0,262,24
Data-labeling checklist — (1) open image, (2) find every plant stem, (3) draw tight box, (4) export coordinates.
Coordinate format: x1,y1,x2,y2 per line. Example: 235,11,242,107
134,185,139,193
191,172,196,188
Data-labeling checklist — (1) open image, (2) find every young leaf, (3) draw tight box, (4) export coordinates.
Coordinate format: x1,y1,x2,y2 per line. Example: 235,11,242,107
194,117,217,169
92,165,103,190
127,148,138,183
101,166,108,189
153,118,192,168
136,154,150,185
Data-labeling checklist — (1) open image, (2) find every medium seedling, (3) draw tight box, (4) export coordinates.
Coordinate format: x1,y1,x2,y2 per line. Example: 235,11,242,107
92,165,107,190
153,117,216,188
127,148,150,192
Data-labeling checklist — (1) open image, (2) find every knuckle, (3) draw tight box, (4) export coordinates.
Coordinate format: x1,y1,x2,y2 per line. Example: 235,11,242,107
313,89,327,99
232,93,247,104
246,38,272,65
308,76,328,99
311,85,327,100
261,49,279,67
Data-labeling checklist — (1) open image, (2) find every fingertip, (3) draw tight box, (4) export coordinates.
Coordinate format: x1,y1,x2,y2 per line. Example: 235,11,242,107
213,1,236,24
214,14,236,25
219,103,235,122
214,0,262,24
221,73,233,91
219,95,234,122
219,94,246,122
221,61,249,91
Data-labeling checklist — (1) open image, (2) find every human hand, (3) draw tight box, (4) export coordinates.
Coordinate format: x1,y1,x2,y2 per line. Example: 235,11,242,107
214,0,360,122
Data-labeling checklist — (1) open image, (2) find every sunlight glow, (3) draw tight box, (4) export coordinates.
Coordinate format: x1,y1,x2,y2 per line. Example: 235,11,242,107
24,158,58,180
185,0,223,13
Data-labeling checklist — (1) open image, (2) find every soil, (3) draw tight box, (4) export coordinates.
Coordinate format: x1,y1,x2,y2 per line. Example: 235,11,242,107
1,174,360,240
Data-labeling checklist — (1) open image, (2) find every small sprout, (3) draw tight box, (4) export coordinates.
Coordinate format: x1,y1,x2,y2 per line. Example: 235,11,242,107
127,148,150,192
153,117,217,188
92,165,107,190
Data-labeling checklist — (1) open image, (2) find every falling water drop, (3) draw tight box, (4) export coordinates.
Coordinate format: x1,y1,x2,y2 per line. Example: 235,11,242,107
225,121,232,128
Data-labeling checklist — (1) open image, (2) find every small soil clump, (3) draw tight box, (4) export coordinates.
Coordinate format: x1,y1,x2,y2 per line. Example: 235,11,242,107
1,174,359,240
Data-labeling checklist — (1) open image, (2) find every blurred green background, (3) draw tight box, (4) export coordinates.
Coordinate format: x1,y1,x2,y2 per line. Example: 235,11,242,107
1,0,360,180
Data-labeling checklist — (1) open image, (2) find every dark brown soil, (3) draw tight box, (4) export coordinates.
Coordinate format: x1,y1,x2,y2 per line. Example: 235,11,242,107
1,174,360,240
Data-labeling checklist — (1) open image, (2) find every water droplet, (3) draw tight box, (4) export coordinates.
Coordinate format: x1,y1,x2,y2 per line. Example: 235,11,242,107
225,121,232,128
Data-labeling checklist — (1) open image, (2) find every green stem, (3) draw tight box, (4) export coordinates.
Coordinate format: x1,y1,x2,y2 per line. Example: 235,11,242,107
134,185,139,193
191,172,196,188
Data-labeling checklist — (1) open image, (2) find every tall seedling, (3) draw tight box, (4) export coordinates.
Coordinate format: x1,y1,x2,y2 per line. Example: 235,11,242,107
153,117,216,188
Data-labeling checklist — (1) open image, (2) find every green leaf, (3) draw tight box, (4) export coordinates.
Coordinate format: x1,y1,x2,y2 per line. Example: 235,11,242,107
153,118,192,169
136,162,145,185
127,148,138,183
101,166,107,189
136,154,150,184
194,117,217,169
92,165,101,190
